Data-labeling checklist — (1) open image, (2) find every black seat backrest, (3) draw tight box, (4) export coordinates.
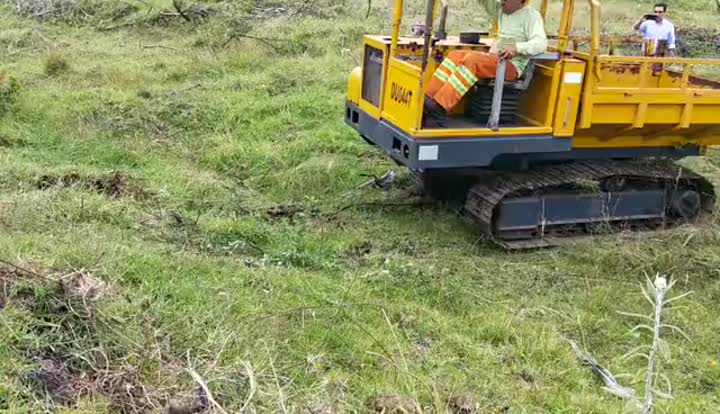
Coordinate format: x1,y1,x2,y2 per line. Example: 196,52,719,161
485,52,561,130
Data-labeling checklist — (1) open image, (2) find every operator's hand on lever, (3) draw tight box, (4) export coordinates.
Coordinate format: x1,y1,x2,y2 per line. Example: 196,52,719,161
499,44,517,60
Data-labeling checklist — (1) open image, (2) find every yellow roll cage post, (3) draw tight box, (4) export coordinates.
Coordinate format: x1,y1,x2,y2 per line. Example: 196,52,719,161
386,0,600,131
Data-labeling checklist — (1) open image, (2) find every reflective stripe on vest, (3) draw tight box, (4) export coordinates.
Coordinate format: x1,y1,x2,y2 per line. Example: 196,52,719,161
456,65,478,87
433,69,450,82
448,74,469,96
440,58,459,73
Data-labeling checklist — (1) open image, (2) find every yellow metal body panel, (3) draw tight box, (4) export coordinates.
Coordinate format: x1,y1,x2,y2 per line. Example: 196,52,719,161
572,126,720,149
553,60,586,136
358,99,381,119
381,57,422,132
517,61,562,127
347,67,362,105
358,35,434,121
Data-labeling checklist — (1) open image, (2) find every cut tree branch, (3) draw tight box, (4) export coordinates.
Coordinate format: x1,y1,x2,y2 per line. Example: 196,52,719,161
173,0,191,21
0,259,54,282
142,44,178,51
222,34,283,51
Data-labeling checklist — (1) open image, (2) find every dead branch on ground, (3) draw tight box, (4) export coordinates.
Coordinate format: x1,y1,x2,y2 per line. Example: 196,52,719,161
222,33,284,52
172,0,191,21
142,44,178,51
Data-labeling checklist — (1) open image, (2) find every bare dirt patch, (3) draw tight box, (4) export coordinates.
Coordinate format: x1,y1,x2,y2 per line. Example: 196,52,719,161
342,240,372,262
26,352,153,412
413,336,432,357
35,171,151,200
0,133,18,147
368,395,421,414
0,264,156,413
166,388,208,414
26,353,87,405
518,368,538,390
267,205,305,219
447,392,477,414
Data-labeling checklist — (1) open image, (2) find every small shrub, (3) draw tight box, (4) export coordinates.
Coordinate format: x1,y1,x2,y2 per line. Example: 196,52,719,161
675,27,720,58
0,72,20,117
44,53,70,76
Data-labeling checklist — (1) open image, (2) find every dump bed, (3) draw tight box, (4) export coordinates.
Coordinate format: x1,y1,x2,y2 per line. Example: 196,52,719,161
569,51,720,149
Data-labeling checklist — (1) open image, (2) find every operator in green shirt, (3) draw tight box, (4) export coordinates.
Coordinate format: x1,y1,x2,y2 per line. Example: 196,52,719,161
424,0,548,127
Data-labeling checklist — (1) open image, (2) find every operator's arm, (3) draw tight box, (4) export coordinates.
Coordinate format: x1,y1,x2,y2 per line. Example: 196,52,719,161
516,12,548,56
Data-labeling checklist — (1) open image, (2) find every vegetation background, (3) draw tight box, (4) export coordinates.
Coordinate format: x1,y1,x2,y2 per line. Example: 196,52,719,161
1,0,719,413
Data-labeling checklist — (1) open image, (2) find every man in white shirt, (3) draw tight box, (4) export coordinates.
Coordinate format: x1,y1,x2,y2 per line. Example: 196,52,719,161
633,3,676,57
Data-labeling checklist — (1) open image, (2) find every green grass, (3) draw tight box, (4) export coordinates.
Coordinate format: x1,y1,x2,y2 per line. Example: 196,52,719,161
1,1,720,413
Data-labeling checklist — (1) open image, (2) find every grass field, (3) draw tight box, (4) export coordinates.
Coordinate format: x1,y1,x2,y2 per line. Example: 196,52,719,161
1,0,720,413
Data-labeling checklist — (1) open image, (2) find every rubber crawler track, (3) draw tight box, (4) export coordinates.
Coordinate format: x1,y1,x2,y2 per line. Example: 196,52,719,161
463,159,716,248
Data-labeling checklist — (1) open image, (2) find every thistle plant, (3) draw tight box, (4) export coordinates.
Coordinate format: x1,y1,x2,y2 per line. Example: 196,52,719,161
568,274,693,414
619,275,693,414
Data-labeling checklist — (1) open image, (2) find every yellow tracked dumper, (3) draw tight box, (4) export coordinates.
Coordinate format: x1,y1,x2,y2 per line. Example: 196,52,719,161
344,0,720,248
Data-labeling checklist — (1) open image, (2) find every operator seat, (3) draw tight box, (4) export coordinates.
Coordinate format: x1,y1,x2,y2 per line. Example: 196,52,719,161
467,52,560,129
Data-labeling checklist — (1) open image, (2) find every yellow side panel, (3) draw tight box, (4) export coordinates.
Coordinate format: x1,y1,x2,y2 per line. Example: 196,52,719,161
595,65,655,89
359,99,382,119
572,137,680,149
553,60,586,136
590,106,633,124
585,98,720,125
381,58,422,132
517,62,558,127
572,124,720,149
693,106,720,123
642,104,683,124
347,66,362,105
